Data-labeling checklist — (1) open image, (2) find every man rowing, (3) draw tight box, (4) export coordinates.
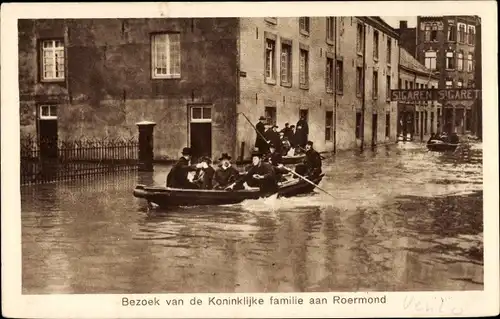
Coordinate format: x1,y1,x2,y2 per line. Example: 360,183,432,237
294,141,322,179
226,149,278,193
166,147,203,189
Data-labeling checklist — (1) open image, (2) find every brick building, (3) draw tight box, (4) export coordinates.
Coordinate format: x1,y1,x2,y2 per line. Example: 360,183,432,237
18,17,399,161
397,48,440,140
397,16,481,136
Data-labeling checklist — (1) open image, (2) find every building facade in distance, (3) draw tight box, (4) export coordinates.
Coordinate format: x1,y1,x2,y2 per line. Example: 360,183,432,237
18,17,400,161
398,16,481,136
397,47,440,140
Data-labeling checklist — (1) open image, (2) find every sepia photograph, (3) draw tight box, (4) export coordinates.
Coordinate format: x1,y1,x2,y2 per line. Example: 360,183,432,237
2,2,499,318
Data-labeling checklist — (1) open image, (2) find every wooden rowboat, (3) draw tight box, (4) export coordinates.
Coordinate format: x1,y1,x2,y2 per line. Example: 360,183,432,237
426,141,459,152
282,153,306,164
133,174,325,208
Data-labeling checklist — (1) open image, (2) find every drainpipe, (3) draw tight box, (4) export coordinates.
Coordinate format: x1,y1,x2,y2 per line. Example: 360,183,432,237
360,23,367,151
333,17,337,154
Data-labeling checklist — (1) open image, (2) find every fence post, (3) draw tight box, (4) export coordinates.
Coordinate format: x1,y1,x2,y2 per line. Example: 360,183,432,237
136,121,156,172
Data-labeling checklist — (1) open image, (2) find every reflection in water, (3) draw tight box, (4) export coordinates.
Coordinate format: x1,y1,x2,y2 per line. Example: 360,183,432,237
22,142,483,293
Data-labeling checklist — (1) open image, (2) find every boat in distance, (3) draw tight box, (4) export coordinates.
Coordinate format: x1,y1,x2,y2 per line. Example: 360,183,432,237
426,141,460,152
133,174,325,208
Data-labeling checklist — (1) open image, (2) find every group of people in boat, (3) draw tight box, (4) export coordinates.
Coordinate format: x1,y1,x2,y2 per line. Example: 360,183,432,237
255,115,310,156
427,132,460,144
166,140,322,193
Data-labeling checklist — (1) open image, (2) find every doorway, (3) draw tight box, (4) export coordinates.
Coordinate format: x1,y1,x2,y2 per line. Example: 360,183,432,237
189,105,212,161
38,105,59,159
299,109,309,122
371,113,378,146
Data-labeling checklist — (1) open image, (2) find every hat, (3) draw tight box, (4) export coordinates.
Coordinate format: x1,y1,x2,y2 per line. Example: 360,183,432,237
218,153,232,161
285,122,289,126
306,141,314,146
259,116,266,120
251,148,264,157
181,147,192,155
200,156,212,164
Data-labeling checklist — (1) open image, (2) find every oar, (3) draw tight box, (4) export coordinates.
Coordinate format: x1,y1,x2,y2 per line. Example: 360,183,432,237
281,166,336,200
238,112,270,146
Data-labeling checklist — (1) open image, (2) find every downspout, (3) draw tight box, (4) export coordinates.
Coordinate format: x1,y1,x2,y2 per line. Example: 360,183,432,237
360,22,367,151
333,17,337,154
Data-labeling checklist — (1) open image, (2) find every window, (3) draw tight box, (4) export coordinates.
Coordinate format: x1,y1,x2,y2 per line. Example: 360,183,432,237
355,112,362,139
447,25,456,41
335,60,343,93
372,71,378,99
373,31,379,60
467,53,473,72
191,106,212,123
356,67,363,96
265,17,277,24
458,23,466,43
280,42,292,86
385,112,390,137
299,49,309,87
431,23,438,41
445,79,453,88
265,107,277,126
404,80,409,89
398,78,402,89
386,75,391,101
356,23,364,53
299,17,310,34
326,17,335,43
152,33,181,79
468,25,476,45
326,58,334,92
409,81,413,89
445,51,455,69
457,79,463,88
40,39,65,81
457,51,464,71
265,39,276,83
424,24,431,42
386,38,392,63
39,105,58,119
424,51,437,70
325,111,333,141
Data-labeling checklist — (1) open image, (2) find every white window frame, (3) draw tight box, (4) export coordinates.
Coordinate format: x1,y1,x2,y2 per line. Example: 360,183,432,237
445,51,455,70
356,23,364,54
190,106,212,123
424,24,431,42
467,25,476,45
265,39,276,83
39,105,58,120
457,79,463,88
447,24,456,42
326,17,335,43
425,51,437,70
299,17,310,35
151,33,181,79
373,30,379,60
325,111,333,141
386,38,392,64
335,59,343,93
445,80,453,89
326,57,334,92
457,51,464,71
467,53,474,72
40,39,65,81
457,23,466,43
299,49,309,87
280,42,292,85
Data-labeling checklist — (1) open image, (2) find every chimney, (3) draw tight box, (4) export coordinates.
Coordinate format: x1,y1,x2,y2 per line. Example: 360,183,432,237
399,20,408,30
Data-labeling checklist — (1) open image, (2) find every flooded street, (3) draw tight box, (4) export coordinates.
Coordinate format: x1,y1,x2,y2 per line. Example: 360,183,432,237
21,142,483,294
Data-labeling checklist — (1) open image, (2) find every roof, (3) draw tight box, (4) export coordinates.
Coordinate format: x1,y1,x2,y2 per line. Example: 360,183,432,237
399,48,438,79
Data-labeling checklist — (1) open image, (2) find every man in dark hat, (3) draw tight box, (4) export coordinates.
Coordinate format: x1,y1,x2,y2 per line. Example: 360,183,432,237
266,124,281,154
293,124,307,153
267,144,288,182
296,115,309,140
294,141,322,178
255,116,269,154
227,149,277,193
213,153,240,190
166,147,203,189
193,156,215,189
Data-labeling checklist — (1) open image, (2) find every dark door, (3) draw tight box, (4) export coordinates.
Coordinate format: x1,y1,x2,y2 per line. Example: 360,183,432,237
299,109,309,122
39,119,58,159
372,113,378,146
190,123,212,161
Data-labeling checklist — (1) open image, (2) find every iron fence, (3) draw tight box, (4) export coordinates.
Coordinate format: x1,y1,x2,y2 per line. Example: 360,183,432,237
21,134,139,185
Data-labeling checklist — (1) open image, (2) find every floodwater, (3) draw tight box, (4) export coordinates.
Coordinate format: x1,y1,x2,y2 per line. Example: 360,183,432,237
21,142,483,294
